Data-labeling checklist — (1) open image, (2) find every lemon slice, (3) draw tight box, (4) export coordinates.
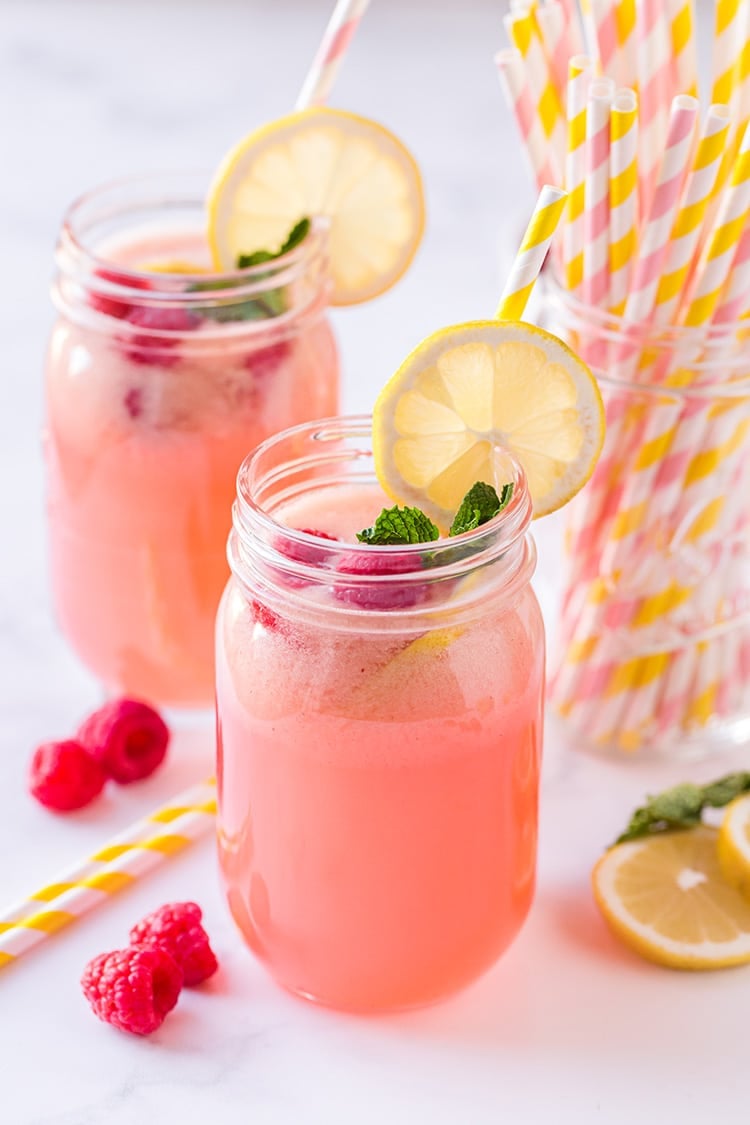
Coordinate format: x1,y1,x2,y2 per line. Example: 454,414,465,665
372,320,605,523
592,828,750,969
207,107,425,306
718,795,750,900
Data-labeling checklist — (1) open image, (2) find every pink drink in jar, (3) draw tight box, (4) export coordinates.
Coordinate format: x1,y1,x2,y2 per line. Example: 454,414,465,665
45,175,338,706
216,418,545,1011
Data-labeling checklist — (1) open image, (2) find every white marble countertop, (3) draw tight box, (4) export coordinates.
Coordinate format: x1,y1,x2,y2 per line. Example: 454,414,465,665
2,1,748,1122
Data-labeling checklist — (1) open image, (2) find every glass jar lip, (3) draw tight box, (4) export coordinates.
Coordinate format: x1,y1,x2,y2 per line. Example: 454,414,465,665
234,414,534,568
544,270,750,344
57,169,330,302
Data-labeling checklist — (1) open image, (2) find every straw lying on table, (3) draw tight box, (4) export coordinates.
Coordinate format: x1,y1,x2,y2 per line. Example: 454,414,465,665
496,0,750,752
0,780,217,970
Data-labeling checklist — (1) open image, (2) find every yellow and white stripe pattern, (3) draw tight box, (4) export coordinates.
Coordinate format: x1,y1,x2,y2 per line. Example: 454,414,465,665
665,0,698,98
653,103,732,326
496,184,568,320
564,55,594,294
505,7,567,179
711,0,746,107
0,778,217,969
608,87,639,313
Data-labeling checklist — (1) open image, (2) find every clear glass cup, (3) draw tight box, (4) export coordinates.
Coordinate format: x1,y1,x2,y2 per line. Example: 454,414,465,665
216,416,545,1011
45,174,339,708
541,279,750,757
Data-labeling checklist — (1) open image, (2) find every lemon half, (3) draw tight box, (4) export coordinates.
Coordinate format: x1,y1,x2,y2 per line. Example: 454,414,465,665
592,828,750,970
207,107,425,306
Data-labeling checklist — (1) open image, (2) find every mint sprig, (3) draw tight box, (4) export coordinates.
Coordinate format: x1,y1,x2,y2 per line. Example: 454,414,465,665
356,480,514,546
614,772,750,845
193,217,311,322
357,506,439,545
449,481,513,536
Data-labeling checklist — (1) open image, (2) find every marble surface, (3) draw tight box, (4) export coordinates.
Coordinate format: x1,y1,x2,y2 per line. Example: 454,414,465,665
1,1,748,1122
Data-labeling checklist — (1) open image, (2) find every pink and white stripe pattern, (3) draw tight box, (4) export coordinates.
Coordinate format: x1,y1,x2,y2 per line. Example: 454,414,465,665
496,48,560,190
591,0,637,89
636,0,674,211
535,0,580,102
582,78,615,310
295,0,371,110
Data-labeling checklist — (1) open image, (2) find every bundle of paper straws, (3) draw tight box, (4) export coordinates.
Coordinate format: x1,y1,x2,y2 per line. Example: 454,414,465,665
497,0,750,753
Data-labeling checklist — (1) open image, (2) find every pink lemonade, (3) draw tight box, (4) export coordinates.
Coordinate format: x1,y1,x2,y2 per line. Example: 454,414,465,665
45,176,338,706
216,420,545,1011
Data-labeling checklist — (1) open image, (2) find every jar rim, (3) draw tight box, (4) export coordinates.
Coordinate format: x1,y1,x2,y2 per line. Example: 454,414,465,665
56,170,331,307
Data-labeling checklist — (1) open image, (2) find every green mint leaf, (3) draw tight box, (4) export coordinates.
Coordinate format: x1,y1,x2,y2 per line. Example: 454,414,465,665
614,772,750,845
357,505,440,545
236,216,311,269
236,249,276,269
280,217,311,255
449,481,514,536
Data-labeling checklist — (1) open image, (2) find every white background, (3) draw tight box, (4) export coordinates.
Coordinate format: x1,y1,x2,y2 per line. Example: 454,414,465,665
1,2,748,1123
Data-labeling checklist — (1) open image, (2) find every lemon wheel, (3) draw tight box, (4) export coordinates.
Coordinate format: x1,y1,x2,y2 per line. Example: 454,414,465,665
207,107,425,306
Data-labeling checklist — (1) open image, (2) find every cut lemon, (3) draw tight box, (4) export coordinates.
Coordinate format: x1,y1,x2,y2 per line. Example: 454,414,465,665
372,320,605,524
592,828,750,970
207,107,424,306
718,795,750,900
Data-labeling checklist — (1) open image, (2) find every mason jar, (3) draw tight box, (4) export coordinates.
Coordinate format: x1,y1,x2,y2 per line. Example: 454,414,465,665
541,280,750,757
45,174,339,707
216,416,545,1011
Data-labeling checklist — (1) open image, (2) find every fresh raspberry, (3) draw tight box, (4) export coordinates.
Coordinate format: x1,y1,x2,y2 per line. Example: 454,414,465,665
283,528,338,565
129,902,218,986
89,268,152,319
28,739,107,812
77,699,170,785
121,306,200,367
250,598,281,631
334,550,427,610
81,946,183,1036
246,339,291,379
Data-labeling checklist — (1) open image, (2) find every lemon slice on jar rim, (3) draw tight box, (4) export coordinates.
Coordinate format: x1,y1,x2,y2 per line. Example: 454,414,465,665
206,106,425,306
372,319,605,525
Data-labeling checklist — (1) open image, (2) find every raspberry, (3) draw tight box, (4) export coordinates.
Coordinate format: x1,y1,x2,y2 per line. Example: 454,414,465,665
77,699,170,785
129,902,218,986
89,268,152,319
250,598,281,631
121,306,200,367
28,739,106,812
283,527,338,566
81,946,183,1036
246,339,291,379
334,550,427,610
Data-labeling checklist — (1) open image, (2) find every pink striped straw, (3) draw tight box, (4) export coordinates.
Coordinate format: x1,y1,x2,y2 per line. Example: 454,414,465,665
636,0,674,212
534,1,579,102
554,0,586,54
295,0,371,110
495,48,561,189
591,0,637,89
582,78,615,311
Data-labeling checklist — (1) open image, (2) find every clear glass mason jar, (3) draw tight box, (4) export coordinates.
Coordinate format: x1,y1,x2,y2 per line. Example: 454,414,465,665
540,279,750,757
215,416,545,1011
45,174,339,707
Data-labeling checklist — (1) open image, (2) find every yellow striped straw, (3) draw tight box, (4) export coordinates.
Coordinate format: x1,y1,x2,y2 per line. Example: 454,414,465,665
653,103,731,326
665,0,698,98
504,7,567,178
711,0,745,107
496,185,568,320
0,778,217,970
680,121,750,326
608,87,639,314
564,55,594,294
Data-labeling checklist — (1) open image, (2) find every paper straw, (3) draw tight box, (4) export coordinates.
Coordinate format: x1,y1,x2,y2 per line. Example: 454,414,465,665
505,7,567,176
553,0,586,55
653,104,732,327
590,0,637,90
608,87,639,314
636,0,674,211
0,779,217,970
711,0,745,107
564,55,594,294
665,0,698,98
582,78,614,310
496,185,568,320
713,222,750,322
534,1,579,102
295,0,370,110
495,49,561,189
